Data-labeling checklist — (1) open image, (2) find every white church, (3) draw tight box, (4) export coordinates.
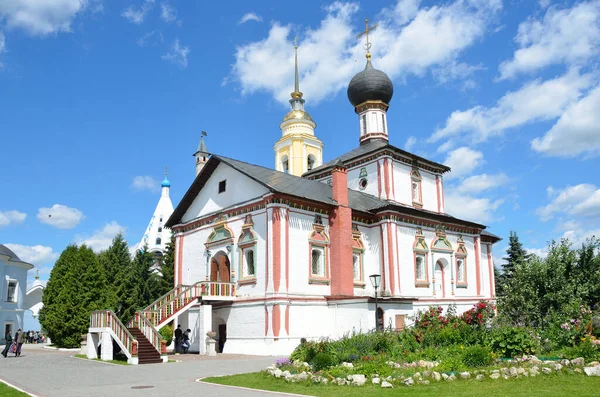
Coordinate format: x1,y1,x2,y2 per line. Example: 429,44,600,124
89,35,500,362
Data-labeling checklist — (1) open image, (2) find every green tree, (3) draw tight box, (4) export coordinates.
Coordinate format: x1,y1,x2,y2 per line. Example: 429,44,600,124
160,235,176,295
98,233,131,312
39,244,108,347
502,231,529,277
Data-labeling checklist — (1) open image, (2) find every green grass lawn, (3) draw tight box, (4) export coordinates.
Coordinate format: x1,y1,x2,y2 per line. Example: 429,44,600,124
203,371,600,397
0,382,29,397
73,353,129,365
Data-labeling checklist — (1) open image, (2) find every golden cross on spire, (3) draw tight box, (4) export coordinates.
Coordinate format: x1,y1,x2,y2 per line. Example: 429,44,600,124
357,18,377,60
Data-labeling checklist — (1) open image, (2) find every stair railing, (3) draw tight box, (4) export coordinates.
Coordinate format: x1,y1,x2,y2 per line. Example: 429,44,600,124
129,311,167,354
142,283,189,313
90,310,138,356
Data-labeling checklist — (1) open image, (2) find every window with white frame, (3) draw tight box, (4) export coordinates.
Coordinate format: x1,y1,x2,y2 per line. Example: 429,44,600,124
311,247,325,277
352,252,361,281
456,257,466,284
415,255,426,281
411,170,422,204
6,280,17,303
243,248,256,277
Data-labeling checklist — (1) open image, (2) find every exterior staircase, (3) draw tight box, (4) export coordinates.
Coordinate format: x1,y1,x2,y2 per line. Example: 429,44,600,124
88,281,235,364
128,327,162,364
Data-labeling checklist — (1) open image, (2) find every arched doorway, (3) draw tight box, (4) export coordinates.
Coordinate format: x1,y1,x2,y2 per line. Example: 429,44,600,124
435,261,445,298
376,307,384,331
210,251,230,282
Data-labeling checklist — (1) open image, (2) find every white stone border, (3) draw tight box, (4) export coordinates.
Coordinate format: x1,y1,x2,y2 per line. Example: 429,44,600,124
43,345,80,351
195,377,316,397
0,377,42,397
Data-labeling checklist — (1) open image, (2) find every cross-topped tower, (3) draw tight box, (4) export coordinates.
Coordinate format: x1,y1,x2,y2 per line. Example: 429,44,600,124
357,18,378,60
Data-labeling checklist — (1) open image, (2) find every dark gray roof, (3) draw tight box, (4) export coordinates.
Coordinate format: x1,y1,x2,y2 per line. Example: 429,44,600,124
348,60,394,107
303,139,450,178
0,244,33,266
167,155,487,231
481,229,502,242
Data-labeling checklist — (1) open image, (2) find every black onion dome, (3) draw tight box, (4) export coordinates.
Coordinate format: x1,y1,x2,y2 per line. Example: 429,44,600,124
347,60,394,107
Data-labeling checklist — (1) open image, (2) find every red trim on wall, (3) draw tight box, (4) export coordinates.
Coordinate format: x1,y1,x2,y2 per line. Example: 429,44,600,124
285,209,290,292
377,161,382,198
177,236,184,285
273,207,281,293
391,160,396,199
486,244,495,298
386,223,396,295
285,305,290,335
265,210,269,292
383,158,391,199
272,304,281,339
474,237,481,296
379,226,387,292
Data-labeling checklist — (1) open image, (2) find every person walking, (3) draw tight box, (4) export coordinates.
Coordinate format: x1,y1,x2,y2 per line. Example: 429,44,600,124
182,329,191,354
174,324,182,354
15,329,24,357
1,330,12,358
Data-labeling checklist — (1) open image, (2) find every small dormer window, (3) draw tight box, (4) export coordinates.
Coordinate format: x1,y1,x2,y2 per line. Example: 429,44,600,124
158,227,162,232
156,237,162,245
218,180,226,193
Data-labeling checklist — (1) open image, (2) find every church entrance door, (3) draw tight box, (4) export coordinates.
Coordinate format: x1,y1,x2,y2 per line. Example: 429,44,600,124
210,251,231,282
435,261,445,298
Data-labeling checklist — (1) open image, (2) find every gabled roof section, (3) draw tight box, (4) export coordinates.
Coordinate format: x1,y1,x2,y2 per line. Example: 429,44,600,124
166,155,491,235
303,139,451,179
0,244,34,269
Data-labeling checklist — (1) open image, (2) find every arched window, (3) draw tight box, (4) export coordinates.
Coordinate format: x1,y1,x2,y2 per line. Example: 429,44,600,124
158,227,162,232
411,169,422,206
352,225,365,286
237,217,257,282
455,236,468,288
281,155,289,174
245,249,255,277
413,228,429,287
155,237,162,245
307,154,316,171
308,218,330,283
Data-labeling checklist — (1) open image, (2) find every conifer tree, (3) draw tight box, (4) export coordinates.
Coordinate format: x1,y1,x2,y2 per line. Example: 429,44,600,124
160,235,176,294
98,234,131,312
502,231,529,277
39,244,108,347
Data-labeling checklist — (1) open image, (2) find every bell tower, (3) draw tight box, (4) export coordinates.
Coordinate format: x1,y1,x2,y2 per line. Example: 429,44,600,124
274,40,323,177
194,131,210,177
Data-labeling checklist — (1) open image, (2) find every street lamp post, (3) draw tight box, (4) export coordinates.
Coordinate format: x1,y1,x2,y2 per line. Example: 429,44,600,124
369,274,381,331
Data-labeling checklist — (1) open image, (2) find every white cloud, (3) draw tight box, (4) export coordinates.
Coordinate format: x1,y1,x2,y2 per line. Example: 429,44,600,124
560,228,600,248
430,69,592,143
0,31,5,53
137,30,163,47
239,12,262,25
132,175,160,192
404,136,417,151
230,0,502,105
531,84,600,158
161,38,189,67
457,173,510,193
3,244,59,266
498,1,600,80
444,192,504,223
526,246,548,258
536,183,600,221
0,0,89,35
121,0,155,25
160,3,176,23
37,204,85,229
432,61,484,85
75,221,125,252
443,147,484,179
0,210,26,227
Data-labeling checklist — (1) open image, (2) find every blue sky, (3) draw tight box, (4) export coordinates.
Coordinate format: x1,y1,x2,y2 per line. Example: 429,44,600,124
1,0,600,316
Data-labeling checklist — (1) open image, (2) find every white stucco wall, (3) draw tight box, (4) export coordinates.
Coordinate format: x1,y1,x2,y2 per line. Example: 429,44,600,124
181,163,270,223
0,259,30,343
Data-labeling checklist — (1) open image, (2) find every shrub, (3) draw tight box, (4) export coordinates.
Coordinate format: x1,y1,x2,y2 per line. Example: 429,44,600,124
461,345,493,367
311,352,336,371
487,326,538,358
561,338,600,360
159,324,173,347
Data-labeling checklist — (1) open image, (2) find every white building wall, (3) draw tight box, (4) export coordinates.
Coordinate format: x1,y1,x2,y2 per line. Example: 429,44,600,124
421,170,438,212
0,260,30,343
346,162,379,198
181,164,270,223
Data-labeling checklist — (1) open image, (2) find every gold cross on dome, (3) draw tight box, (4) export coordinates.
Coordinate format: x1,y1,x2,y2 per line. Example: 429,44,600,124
357,18,377,59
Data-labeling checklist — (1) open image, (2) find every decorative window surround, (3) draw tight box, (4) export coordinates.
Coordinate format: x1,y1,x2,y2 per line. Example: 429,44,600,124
352,224,366,287
308,214,330,285
455,236,468,288
237,215,257,285
411,168,423,208
413,228,429,287
6,279,18,303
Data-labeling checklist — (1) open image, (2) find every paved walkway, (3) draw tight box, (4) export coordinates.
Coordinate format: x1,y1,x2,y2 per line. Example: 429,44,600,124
0,344,291,397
